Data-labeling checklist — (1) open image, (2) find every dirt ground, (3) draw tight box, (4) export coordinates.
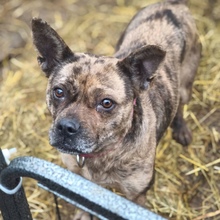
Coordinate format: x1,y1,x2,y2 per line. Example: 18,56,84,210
0,0,220,219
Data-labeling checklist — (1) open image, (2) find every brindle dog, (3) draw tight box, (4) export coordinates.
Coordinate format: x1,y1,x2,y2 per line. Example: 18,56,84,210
32,0,201,219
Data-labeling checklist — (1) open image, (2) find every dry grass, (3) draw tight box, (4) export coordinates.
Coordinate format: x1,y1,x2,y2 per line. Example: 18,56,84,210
0,0,220,219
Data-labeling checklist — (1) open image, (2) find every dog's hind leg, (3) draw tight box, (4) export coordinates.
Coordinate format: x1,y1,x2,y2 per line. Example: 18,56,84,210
171,41,201,146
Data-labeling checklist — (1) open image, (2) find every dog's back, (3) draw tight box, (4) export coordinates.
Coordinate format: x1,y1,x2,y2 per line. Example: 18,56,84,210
116,0,196,60
116,0,201,145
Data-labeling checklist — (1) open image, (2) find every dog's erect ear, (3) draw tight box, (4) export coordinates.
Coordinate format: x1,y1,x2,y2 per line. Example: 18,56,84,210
32,18,74,77
117,45,166,91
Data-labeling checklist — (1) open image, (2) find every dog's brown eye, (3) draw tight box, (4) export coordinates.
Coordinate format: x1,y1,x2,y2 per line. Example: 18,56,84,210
54,88,64,99
101,99,113,109
96,98,115,113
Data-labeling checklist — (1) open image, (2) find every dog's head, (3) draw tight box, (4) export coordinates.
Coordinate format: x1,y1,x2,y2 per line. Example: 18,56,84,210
32,18,165,155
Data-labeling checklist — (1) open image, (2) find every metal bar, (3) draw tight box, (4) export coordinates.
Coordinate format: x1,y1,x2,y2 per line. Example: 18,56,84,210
0,150,32,220
0,156,166,220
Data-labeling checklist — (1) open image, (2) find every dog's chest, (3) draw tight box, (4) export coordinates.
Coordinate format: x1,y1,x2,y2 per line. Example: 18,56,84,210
79,155,154,197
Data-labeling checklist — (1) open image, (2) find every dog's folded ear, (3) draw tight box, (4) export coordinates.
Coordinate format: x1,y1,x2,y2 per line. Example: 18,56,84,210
117,45,166,91
32,18,74,77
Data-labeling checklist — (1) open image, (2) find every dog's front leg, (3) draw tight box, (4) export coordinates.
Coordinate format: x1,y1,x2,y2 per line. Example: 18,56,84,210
118,165,155,208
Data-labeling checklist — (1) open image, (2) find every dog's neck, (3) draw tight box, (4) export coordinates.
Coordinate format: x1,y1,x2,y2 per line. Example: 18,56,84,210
76,98,137,168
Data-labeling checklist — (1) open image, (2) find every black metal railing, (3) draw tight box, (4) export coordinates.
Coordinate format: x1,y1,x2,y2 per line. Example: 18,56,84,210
0,148,166,220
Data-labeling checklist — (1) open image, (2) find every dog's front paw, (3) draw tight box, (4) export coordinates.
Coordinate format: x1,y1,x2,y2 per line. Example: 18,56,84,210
73,210,98,220
172,123,192,146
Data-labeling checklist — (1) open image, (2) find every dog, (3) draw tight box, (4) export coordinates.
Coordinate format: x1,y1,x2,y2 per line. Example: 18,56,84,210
32,0,201,219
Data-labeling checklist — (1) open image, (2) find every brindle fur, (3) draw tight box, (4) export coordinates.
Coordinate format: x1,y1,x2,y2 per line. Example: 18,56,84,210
32,0,201,219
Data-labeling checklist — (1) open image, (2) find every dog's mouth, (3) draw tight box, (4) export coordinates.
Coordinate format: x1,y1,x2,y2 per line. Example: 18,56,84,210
50,134,118,159
50,140,96,156
52,144,86,155
52,141,115,158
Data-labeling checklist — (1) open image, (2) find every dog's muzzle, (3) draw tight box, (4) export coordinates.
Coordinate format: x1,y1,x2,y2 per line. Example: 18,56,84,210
50,118,96,156
49,118,82,153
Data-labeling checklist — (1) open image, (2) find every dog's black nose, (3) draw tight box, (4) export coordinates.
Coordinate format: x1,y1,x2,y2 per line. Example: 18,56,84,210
57,118,80,135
